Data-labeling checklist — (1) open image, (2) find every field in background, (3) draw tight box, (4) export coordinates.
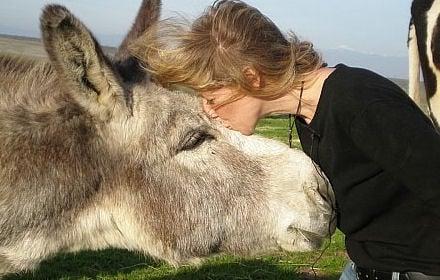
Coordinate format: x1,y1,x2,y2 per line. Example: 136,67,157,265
0,35,47,58
0,34,117,59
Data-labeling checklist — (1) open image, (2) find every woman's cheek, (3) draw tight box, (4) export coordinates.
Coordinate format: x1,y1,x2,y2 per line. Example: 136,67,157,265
214,106,232,121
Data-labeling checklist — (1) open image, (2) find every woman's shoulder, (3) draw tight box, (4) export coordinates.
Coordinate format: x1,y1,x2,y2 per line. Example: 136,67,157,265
315,64,417,131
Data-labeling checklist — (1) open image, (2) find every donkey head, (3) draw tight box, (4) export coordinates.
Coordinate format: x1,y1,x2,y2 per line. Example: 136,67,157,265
36,1,335,266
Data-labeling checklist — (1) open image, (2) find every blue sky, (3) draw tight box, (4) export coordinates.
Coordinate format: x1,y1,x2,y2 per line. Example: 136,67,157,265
0,0,412,57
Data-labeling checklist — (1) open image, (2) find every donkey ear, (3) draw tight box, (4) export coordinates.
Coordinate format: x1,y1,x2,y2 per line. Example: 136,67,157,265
40,5,128,119
115,0,162,61
114,0,161,83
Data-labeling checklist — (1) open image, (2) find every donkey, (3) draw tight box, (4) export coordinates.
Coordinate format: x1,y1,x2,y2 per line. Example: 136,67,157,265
0,0,335,276
408,0,440,129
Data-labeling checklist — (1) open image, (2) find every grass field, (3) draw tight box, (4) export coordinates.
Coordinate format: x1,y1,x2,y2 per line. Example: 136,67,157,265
4,118,348,280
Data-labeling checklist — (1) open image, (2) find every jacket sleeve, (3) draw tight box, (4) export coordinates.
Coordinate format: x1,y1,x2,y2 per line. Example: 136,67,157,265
350,100,440,215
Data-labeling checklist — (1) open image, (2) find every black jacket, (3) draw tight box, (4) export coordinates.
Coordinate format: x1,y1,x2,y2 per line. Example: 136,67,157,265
296,64,440,274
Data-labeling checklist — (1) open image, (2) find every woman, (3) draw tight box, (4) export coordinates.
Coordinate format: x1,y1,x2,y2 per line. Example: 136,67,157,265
130,1,440,279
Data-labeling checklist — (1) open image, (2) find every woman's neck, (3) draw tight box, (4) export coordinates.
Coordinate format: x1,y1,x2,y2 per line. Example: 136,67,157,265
260,67,335,124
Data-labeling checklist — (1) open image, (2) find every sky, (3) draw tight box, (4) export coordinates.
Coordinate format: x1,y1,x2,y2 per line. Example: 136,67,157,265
0,0,412,57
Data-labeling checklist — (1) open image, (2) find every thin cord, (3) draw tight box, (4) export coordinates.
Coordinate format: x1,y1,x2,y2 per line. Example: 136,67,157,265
309,146,337,279
288,81,304,148
288,81,337,280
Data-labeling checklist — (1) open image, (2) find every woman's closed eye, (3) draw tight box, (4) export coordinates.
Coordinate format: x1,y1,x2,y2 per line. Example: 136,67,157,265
203,99,218,118
206,98,216,105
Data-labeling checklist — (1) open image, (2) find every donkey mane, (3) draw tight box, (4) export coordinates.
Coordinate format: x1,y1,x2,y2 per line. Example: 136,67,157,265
0,54,59,106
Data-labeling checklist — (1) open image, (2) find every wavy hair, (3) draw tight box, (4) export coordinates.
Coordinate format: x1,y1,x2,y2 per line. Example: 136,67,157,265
130,0,323,104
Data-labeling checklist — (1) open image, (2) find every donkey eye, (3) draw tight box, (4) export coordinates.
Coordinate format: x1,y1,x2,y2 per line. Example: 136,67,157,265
179,130,213,152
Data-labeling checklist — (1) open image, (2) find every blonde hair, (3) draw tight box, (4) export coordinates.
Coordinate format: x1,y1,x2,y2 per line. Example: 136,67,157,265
130,0,323,104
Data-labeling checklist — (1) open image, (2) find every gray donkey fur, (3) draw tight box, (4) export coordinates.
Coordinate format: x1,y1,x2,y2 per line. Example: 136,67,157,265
0,1,335,276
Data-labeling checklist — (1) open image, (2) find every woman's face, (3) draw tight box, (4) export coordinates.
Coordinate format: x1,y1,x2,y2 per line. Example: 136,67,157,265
201,87,263,135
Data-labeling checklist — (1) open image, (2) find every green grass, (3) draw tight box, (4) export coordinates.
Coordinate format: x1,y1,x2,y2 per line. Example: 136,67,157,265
6,118,348,280
254,116,302,149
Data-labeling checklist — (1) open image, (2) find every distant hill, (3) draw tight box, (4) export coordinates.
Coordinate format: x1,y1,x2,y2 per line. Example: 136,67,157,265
0,33,41,42
0,33,420,96
323,48,408,80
